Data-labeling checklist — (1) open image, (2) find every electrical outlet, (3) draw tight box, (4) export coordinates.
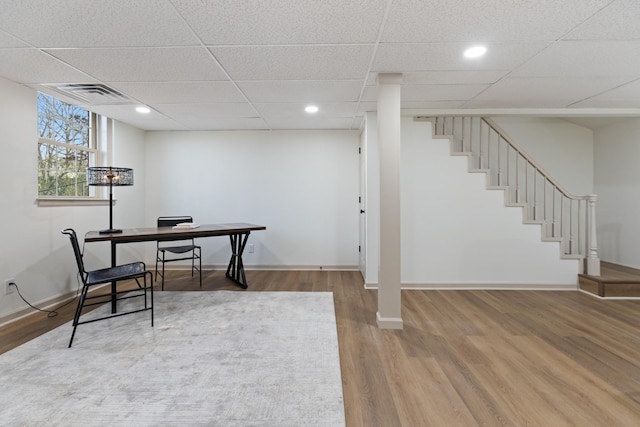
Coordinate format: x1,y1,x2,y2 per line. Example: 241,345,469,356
247,244,255,253
4,279,16,295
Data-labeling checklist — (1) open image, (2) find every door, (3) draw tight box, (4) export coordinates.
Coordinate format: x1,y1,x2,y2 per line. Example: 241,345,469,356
359,134,366,278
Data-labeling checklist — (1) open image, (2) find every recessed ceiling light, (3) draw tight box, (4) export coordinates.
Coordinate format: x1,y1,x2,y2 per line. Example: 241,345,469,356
136,106,151,114
463,45,487,58
305,105,319,114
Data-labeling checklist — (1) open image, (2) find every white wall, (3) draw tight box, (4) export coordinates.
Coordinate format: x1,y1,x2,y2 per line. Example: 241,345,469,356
143,130,360,269
492,117,595,195
0,77,147,321
400,118,579,287
594,118,640,267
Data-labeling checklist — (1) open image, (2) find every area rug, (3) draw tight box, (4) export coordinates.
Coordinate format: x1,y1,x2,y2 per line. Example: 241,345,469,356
0,291,345,426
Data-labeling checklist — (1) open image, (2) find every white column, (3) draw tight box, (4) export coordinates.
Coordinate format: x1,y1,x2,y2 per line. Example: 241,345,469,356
376,73,403,330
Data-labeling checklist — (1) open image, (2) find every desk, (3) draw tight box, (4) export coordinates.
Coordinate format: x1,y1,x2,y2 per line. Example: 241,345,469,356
85,223,266,312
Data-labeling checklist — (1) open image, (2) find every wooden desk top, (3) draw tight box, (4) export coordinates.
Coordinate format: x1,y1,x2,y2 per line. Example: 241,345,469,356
85,223,266,243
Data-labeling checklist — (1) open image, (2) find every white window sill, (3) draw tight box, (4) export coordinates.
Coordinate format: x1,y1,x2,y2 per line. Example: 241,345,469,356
36,198,117,207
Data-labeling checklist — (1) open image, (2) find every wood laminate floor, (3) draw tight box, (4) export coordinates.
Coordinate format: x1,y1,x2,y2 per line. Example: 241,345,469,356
2,270,640,426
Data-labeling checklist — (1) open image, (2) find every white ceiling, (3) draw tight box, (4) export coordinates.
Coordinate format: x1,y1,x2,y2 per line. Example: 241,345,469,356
1,0,639,131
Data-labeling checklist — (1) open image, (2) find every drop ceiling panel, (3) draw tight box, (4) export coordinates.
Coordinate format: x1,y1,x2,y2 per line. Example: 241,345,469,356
89,104,190,131
367,70,508,86
44,47,229,82
372,42,550,72
178,117,269,131
0,0,198,47
209,45,373,81
381,0,612,42
155,103,258,119
401,100,467,109
565,0,640,40
468,76,633,108
171,0,388,45
361,84,489,102
0,48,96,84
254,102,358,118
0,30,27,48
238,81,363,103
572,79,640,107
107,81,246,104
511,41,640,77
265,116,355,130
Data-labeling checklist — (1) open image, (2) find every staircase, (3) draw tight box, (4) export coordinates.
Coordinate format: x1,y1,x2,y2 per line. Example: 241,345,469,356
579,262,640,298
429,116,600,276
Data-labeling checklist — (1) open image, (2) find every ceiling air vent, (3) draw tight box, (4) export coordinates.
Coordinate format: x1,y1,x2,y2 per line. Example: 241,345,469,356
42,83,130,105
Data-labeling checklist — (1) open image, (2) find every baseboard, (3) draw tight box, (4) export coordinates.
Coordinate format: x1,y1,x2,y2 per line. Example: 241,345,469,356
167,264,360,272
365,282,578,291
578,289,640,300
376,312,403,329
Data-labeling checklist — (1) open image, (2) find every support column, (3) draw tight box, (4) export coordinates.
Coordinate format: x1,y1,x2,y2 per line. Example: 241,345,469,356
376,73,403,330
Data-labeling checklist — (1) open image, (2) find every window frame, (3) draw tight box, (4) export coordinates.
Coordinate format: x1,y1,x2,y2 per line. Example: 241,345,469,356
36,93,111,207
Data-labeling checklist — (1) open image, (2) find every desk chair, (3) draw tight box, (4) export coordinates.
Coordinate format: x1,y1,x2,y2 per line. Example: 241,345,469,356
62,228,153,348
155,216,202,290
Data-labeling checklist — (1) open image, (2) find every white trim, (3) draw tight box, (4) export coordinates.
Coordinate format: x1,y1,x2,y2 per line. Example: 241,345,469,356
36,197,113,207
365,282,578,291
165,264,360,272
578,289,640,300
403,108,640,118
376,311,403,329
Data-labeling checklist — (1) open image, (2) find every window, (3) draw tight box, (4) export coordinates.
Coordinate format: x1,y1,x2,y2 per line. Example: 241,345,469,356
37,93,97,197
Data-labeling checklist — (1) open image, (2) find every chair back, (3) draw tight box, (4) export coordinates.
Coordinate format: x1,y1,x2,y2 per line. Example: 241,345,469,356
158,216,195,242
158,216,193,228
62,228,87,276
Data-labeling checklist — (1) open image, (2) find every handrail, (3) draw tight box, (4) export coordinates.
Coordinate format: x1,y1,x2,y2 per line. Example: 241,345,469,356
482,117,586,201
430,116,600,275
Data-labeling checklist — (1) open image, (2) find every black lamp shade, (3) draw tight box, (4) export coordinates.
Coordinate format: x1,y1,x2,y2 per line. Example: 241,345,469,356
87,167,133,186
87,166,134,234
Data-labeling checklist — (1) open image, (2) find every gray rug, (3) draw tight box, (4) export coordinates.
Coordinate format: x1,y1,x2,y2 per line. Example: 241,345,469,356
0,291,345,426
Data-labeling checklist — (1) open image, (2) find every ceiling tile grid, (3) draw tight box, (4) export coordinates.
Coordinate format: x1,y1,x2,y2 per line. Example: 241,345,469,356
0,0,638,131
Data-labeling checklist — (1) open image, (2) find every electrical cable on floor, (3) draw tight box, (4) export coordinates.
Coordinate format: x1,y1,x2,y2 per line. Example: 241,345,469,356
10,277,80,318
10,239,86,318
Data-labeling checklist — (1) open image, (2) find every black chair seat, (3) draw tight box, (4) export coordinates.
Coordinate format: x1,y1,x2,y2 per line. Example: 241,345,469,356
159,245,197,254
86,262,147,285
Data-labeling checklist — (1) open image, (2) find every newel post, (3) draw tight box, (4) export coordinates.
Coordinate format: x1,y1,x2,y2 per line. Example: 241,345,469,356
586,194,600,276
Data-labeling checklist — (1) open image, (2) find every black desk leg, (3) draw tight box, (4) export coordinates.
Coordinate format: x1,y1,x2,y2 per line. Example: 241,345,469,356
225,232,250,289
111,241,117,313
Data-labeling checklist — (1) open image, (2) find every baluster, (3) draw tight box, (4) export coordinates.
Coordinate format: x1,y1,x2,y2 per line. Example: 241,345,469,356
480,123,485,170
515,151,520,203
497,133,502,186
543,178,547,231
569,199,574,254
552,187,556,237
460,117,466,153
560,195,564,252
533,167,537,221
485,121,490,173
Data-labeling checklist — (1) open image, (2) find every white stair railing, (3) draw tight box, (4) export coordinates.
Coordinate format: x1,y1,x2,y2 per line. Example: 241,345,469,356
432,116,600,275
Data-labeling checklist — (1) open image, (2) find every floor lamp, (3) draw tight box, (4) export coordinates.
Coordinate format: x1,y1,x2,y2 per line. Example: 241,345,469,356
87,166,134,234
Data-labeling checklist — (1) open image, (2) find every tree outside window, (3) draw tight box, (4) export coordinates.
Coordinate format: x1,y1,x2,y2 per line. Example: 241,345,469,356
37,93,96,197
